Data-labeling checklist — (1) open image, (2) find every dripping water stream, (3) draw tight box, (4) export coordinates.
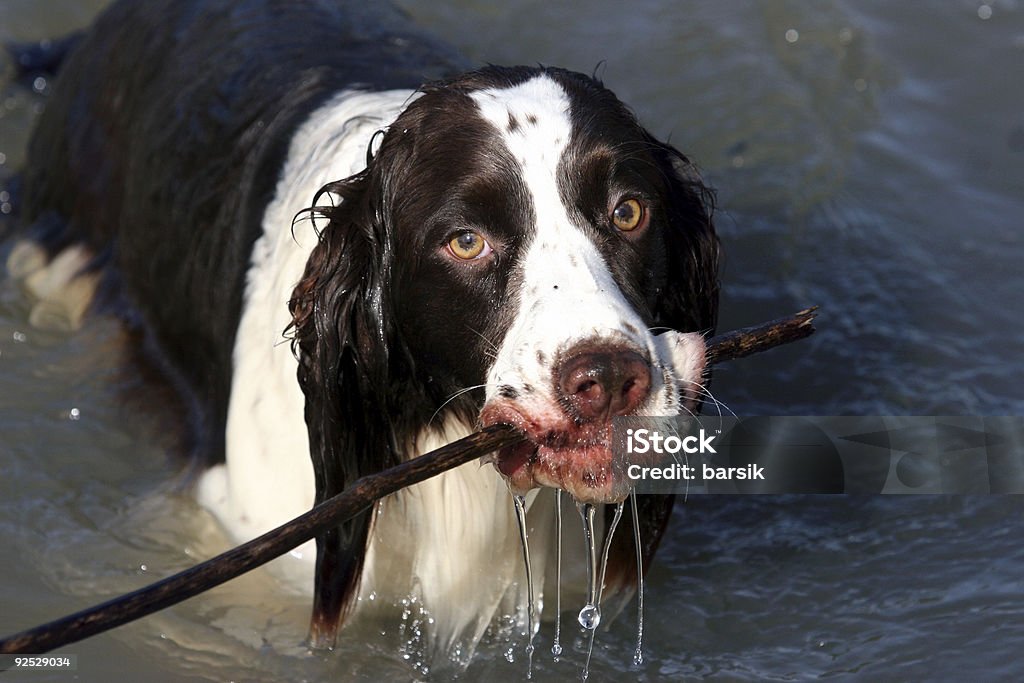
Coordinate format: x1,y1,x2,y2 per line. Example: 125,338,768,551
512,495,536,679
510,490,641,679
575,502,600,631
579,500,625,682
552,489,563,660
630,493,644,666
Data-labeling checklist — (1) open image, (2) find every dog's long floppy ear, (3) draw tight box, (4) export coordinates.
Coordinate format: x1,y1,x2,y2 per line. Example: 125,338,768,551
651,140,720,336
606,138,720,610
287,161,407,649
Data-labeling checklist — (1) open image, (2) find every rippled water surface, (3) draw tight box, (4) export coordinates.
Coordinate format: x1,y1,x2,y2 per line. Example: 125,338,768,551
1,1,1023,681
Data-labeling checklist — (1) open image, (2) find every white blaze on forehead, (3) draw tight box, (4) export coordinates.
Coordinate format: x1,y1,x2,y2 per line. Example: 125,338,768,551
471,74,573,221
470,75,664,407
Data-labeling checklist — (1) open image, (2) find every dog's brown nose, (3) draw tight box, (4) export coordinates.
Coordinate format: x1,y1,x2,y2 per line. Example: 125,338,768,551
557,347,651,421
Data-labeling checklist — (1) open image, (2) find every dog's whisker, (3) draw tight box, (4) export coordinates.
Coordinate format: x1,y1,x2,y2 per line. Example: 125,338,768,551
467,325,500,355
428,384,491,426
679,379,737,422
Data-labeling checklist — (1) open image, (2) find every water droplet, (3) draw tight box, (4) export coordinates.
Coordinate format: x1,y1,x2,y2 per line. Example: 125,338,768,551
33,76,47,93
577,604,601,630
13,331,27,343
978,4,993,20
785,28,799,43
69,408,81,421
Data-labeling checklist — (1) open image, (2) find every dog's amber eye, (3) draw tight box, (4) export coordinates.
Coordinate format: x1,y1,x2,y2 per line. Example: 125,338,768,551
448,231,490,260
611,198,645,232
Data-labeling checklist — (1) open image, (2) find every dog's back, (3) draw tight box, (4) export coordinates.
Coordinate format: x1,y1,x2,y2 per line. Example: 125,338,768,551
19,0,464,461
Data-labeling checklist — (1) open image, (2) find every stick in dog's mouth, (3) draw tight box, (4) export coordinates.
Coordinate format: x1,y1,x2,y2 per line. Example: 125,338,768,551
0,308,817,657
479,329,712,504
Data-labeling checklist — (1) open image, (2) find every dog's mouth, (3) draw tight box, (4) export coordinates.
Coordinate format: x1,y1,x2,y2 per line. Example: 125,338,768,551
479,403,632,504
479,331,707,504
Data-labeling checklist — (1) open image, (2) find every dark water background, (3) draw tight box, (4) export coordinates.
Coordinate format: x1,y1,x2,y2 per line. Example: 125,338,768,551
1,1,1023,680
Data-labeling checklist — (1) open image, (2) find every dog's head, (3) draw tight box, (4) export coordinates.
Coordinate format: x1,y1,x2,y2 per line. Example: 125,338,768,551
290,65,719,504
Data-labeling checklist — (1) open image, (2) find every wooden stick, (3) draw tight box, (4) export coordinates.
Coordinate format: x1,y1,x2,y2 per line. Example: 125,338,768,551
0,425,522,655
0,307,816,655
705,306,818,365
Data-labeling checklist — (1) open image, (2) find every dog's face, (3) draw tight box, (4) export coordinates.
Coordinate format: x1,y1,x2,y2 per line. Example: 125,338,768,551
292,66,718,503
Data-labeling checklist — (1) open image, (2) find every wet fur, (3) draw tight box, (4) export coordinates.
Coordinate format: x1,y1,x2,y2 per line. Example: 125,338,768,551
288,66,719,639
11,0,719,654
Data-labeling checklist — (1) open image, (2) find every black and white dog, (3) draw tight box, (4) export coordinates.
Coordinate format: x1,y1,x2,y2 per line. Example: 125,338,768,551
10,0,718,656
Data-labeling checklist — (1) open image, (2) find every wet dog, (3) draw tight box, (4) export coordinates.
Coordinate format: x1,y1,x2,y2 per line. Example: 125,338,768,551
10,0,718,656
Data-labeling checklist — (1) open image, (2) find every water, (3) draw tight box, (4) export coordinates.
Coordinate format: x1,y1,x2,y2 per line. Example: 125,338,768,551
575,503,601,632
2,0,1024,681
511,495,536,679
581,501,624,682
629,493,644,667
551,489,563,660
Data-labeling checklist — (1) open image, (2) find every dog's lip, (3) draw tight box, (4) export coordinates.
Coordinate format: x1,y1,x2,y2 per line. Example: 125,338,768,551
491,439,537,478
479,401,590,454
479,401,629,503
